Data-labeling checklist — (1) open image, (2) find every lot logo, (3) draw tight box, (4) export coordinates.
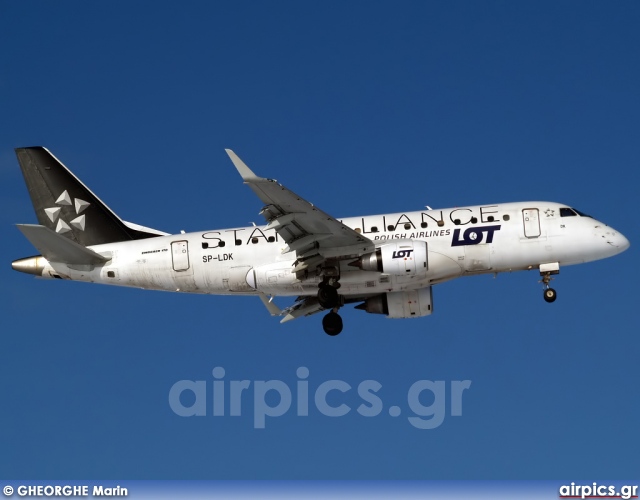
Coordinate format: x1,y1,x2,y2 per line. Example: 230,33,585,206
392,249,413,259
451,225,501,246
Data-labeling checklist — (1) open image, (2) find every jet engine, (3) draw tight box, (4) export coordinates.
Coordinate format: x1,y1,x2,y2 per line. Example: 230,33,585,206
355,287,433,319
350,240,427,277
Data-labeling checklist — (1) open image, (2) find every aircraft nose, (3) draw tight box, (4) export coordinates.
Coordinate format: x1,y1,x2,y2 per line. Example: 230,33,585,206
615,232,630,252
598,225,630,254
592,223,630,258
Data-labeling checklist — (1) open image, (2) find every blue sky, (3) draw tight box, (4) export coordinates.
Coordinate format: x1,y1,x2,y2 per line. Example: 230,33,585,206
1,1,638,479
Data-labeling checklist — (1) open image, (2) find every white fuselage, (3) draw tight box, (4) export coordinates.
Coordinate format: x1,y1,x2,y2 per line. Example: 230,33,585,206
32,201,629,299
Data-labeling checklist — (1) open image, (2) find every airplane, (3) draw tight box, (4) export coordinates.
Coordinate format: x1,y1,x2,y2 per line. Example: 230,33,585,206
11,147,630,336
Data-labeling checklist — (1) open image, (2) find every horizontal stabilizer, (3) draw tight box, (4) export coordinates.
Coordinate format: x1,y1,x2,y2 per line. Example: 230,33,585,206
17,224,109,266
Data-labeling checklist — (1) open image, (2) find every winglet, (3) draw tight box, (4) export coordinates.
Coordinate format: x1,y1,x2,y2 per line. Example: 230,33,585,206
225,149,262,182
258,292,282,316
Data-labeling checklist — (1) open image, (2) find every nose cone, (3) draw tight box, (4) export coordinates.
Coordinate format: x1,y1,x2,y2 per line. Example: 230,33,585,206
598,225,630,256
615,232,631,253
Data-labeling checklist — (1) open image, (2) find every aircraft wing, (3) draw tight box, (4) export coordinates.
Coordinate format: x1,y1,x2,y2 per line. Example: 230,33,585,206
266,295,376,324
226,150,374,260
279,296,325,323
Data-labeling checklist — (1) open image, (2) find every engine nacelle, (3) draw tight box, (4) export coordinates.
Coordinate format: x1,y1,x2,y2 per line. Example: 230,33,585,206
356,287,433,319
352,240,427,278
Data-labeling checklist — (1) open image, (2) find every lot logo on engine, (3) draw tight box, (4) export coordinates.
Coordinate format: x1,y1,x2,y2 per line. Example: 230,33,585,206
392,249,413,259
451,225,501,246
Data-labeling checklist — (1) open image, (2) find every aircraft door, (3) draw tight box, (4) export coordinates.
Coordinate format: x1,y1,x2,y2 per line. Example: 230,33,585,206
522,209,541,238
171,241,190,271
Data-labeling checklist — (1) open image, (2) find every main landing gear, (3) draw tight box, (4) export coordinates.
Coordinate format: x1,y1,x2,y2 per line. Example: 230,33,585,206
317,283,339,309
318,281,343,336
322,309,343,336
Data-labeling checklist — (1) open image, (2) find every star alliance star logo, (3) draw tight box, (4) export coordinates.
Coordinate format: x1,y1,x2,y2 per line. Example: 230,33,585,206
544,209,555,217
44,190,90,234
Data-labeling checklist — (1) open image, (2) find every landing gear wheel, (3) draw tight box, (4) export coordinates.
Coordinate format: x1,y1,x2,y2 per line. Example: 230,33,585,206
318,285,339,309
322,311,343,336
543,288,557,303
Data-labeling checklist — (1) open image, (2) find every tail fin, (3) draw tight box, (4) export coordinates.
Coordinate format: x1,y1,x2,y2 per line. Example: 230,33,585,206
15,147,167,247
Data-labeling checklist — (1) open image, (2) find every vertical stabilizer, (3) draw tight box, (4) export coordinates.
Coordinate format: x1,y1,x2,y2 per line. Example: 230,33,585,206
15,147,165,246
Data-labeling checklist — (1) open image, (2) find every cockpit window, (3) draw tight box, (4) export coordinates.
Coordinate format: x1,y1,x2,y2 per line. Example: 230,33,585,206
560,207,593,218
572,208,592,218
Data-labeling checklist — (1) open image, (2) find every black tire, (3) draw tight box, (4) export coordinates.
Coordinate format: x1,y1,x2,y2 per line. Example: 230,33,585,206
322,311,343,336
543,288,557,303
318,285,339,309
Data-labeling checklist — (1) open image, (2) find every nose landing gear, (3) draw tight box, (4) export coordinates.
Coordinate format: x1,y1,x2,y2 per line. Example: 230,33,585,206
538,263,559,303
543,286,557,303
540,270,557,303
